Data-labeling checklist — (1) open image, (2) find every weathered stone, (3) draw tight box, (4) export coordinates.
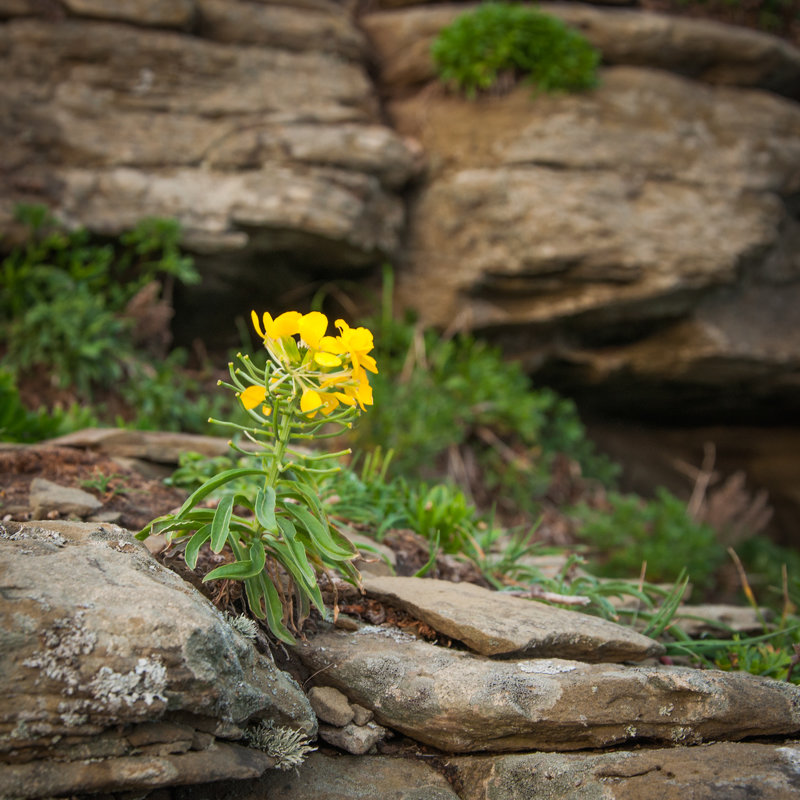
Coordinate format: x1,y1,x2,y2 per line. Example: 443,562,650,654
363,576,663,662
196,0,366,58
308,685,354,727
0,741,272,800
49,427,242,463
0,519,315,795
175,752,461,800
61,0,196,28
351,704,373,726
28,477,102,518
674,604,771,637
0,16,416,269
294,625,800,752
362,4,800,98
449,741,800,800
318,721,389,755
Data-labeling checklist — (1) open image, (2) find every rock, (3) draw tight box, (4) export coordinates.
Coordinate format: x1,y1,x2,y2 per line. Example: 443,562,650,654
363,576,663,662
351,704,373,726
318,721,389,755
28,477,103,518
0,520,315,796
448,740,800,800
60,0,196,29
362,3,800,98
0,741,272,800
388,65,800,416
49,427,239,463
308,686,354,727
0,13,417,280
294,625,800,752
674,604,771,637
174,751,462,799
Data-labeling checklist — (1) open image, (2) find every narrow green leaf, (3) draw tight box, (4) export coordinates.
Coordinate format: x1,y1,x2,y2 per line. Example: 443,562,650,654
249,538,266,573
259,572,296,644
175,467,265,517
286,504,354,560
210,494,234,553
255,486,277,532
185,524,212,569
204,558,264,581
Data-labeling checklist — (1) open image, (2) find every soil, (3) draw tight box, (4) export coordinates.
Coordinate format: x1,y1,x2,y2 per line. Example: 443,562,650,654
0,444,186,531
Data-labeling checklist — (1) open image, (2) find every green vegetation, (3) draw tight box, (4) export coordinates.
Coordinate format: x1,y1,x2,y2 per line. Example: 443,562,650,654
570,488,727,588
0,205,232,436
431,2,600,98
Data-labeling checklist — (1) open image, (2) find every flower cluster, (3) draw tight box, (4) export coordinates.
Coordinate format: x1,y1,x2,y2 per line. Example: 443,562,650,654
240,310,377,419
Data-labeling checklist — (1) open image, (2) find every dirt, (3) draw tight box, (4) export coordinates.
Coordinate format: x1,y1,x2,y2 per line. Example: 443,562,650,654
0,444,186,532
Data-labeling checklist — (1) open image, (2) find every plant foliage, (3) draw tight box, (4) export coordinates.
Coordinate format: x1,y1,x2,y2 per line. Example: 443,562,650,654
431,2,600,98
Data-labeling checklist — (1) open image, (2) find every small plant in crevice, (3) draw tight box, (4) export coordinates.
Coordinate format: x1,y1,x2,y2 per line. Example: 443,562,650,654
431,2,600,98
138,310,378,643
244,720,316,770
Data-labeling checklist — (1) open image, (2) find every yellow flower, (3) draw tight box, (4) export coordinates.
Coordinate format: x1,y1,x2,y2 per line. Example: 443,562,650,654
240,385,271,415
251,310,302,341
335,319,378,376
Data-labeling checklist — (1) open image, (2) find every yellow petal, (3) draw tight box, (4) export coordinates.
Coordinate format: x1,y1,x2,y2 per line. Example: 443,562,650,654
241,385,267,410
314,351,342,368
268,311,301,339
251,310,270,340
319,335,344,354
360,353,378,374
299,311,328,349
300,388,323,417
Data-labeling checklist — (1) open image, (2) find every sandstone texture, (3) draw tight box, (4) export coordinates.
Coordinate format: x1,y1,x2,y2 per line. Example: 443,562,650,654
363,576,663,661
449,740,800,800
0,0,418,290
295,624,800,753
0,519,315,797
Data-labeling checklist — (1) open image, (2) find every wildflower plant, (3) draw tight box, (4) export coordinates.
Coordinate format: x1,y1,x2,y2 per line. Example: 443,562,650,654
137,310,378,643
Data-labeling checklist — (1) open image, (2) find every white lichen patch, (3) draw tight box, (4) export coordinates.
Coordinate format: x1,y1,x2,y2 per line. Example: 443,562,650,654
355,625,417,643
88,657,167,711
659,703,675,716
22,611,97,692
0,524,66,546
223,612,258,640
778,745,800,773
517,660,578,675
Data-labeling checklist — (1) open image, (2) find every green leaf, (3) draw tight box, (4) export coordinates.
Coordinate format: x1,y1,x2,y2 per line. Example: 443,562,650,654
204,558,264,581
255,486,277,532
285,503,354,560
210,494,234,553
175,467,265,517
249,537,266,573
185,524,212,569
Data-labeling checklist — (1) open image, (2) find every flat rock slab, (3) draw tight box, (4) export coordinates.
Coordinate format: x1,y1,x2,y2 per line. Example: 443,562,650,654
175,752,461,800
363,576,663,662
294,625,800,753
449,740,800,800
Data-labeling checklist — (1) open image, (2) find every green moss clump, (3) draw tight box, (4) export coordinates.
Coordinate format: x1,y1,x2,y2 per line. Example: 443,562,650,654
431,2,600,98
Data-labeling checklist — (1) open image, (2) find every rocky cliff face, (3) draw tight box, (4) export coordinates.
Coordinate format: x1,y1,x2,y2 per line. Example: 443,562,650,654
1,0,799,420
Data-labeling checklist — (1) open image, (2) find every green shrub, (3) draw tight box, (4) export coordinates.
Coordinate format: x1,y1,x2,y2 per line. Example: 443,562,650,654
572,488,727,589
0,368,97,442
431,2,600,98
351,301,617,518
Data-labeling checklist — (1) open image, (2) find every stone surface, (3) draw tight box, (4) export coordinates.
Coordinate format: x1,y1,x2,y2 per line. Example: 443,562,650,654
0,520,315,795
363,576,663,662
28,476,102,518
61,0,195,28
387,63,800,416
308,685,354,727
295,625,800,753
449,740,800,800
318,721,389,755
0,741,272,800
0,12,416,275
175,752,461,799
362,3,800,98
